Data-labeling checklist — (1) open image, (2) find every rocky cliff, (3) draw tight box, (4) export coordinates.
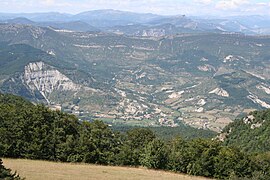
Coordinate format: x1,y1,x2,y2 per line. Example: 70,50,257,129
23,62,80,103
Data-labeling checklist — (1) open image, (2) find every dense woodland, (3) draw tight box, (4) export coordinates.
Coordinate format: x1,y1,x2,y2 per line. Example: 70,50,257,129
111,124,217,141
0,93,270,179
223,110,270,153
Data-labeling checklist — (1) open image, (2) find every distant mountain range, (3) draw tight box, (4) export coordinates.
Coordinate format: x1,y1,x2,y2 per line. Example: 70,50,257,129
1,9,270,35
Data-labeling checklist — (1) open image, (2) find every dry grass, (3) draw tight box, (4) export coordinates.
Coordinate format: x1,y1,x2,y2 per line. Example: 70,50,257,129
3,158,211,180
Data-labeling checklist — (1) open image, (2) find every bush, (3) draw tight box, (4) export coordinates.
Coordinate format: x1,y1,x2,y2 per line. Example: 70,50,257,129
0,159,21,180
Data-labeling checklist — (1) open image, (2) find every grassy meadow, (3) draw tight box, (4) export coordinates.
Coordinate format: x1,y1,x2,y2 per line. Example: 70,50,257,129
3,158,211,180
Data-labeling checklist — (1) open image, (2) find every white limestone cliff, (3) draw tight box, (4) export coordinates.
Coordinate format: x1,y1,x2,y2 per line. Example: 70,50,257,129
23,61,80,102
209,88,229,97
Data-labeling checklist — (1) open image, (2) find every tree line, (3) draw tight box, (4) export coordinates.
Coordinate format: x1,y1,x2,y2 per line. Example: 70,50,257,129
0,93,269,179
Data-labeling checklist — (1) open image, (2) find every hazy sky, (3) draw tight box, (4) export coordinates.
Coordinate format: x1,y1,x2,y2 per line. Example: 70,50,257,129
1,0,270,16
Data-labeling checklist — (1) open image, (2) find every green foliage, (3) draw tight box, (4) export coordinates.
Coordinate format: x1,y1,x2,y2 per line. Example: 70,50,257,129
213,147,253,179
140,139,168,169
0,93,269,179
166,137,256,179
78,120,121,164
115,128,156,166
126,128,156,148
149,126,217,140
111,125,217,141
223,109,270,153
186,139,222,177
167,136,190,172
0,93,121,165
249,152,270,180
0,159,21,180
0,42,48,75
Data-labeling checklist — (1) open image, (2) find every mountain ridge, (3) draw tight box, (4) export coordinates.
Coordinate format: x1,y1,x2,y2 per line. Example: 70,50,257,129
1,10,270,35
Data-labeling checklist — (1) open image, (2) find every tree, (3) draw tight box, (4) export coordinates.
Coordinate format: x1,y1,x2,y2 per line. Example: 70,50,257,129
213,146,253,179
167,136,189,173
186,139,221,177
140,139,168,169
249,152,270,180
116,128,156,166
78,120,121,165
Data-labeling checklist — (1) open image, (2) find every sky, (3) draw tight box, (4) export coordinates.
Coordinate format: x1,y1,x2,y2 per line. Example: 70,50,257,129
0,0,270,16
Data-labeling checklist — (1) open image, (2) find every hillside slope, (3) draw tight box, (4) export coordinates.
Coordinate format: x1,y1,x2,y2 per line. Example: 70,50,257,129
3,159,210,180
220,109,270,153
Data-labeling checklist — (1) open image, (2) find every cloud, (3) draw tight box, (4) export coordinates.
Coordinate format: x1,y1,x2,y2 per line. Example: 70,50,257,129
194,0,213,5
216,0,249,10
238,1,270,15
41,0,55,6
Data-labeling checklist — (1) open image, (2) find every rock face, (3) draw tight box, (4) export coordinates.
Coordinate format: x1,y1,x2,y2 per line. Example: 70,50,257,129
141,29,166,37
247,93,270,108
209,88,229,97
23,62,80,102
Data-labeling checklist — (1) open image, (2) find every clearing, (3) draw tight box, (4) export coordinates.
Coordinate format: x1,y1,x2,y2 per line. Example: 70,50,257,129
3,158,211,180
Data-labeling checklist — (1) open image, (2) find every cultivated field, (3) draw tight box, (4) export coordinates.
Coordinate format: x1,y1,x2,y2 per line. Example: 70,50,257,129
3,158,211,180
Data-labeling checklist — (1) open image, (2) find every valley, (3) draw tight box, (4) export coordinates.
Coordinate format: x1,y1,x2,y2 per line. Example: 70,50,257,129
0,22,270,132
1,6,270,180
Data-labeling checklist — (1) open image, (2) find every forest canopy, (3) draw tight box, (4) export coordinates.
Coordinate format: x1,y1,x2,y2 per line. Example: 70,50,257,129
0,93,269,179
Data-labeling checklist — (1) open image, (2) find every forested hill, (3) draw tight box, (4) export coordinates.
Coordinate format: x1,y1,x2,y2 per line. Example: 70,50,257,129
221,109,270,153
0,93,270,179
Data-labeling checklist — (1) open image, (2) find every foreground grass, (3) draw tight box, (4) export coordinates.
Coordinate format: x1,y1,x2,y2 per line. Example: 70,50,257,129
3,158,211,180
